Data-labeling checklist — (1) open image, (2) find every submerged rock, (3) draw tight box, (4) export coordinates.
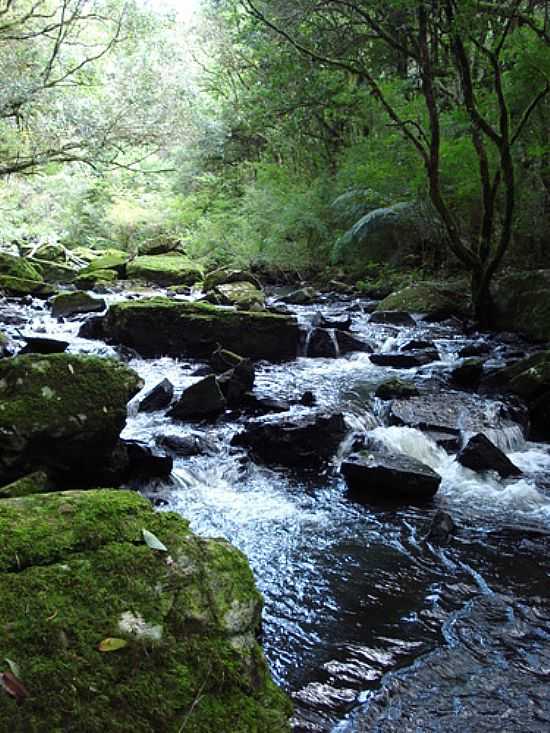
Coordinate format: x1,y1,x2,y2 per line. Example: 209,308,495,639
102,298,300,361
375,378,419,400
341,451,441,502
425,510,457,544
127,255,202,286
138,378,174,412
19,335,69,355
0,353,142,486
232,411,347,467
370,350,439,368
369,310,416,327
50,290,106,318
168,375,226,421
457,433,522,478
0,490,291,731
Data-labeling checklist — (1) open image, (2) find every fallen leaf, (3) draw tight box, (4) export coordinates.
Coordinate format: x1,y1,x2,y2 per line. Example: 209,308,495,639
98,638,128,653
142,528,168,552
3,659,20,678
1,671,29,704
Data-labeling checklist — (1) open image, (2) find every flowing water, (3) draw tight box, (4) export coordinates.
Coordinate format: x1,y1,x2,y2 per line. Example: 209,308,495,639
4,289,550,732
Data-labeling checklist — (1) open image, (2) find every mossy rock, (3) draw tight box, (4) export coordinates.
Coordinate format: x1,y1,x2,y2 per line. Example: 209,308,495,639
0,354,143,485
496,351,550,400
377,281,469,319
50,290,106,318
0,331,11,359
71,246,100,264
0,275,54,297
126,255,203,287
212,281,265,309
80,249,130,276
29,258,79,284
0,471,51,499
493,270,550,341
21,243,67,263
102,298,300,361
0,253,43,282
73,269,118,290
203,268,262,292
0,490,291,732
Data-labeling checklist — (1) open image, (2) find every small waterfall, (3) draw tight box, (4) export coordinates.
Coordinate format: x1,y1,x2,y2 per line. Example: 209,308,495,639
381,336,399,353
328,329,341,358
303,327,314,357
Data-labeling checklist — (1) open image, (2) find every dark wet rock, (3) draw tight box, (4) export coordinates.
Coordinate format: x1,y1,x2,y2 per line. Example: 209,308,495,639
0,490,291,731
78,315,105,340
370,350,439,368
19,335,69,355
389,392,518,437
341,451,441,502
209,281,265,309
0,303,29,326
369,311,416,327
30,258,79,284
102,298,300,361
240,395,291,415
50,290,106,318
280,287,317,305
336,330,374,354
312,311,352,331
0,353,143,486
376,282,469,320
168,375,226,421
375,378,419,400
299,390,316,406
458,341,490,358
156,431,217,457
217,360,255,405
457,433,522,478
0,331,13,358
401,339,436,351
203,267,262,292
304,328,341,358
496,351,550,400
138,378,174,412
425,510,457,544
232,411,347,467
122,440,173,480
210,346,244,373
451,358,485,388
425,431,461,451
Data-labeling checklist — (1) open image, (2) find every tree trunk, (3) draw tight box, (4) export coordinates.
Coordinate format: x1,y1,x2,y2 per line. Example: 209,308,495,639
471,268,495,328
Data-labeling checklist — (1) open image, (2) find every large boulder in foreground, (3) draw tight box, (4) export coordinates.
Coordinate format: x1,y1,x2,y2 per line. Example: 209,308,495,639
127,255,203,286
376,282,468,320
457,433,521,478
492,270,550,341
102,298,301,361
341,451,441,502
0,354,142,485
0,490,291,732
232,411,347,467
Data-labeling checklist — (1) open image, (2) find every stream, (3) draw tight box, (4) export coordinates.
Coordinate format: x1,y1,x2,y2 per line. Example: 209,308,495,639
3,288,550,732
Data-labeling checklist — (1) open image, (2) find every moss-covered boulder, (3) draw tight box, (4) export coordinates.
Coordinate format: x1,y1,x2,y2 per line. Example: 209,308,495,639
80,249,130,276
0,490,291,732
102,298,300,361
211,281,265,310
29,258,79,284
0,354,143,486
493,270,550,341
203,268,262,292
0,253,43,282
127,255,203,286
496,351,550,400
0,331,12,359
377,282,469,319
73,268,118,290
0,276,55,297
0,471,51,499
50,290,106,317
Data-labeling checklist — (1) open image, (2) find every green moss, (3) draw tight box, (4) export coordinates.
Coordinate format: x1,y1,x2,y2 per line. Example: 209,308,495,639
82,249,130,274
29,259,79,284
498,351,550,399
0,276,54,297
213,282,265,309
73,269,118,289
493,270,550,341
0,471,51,499
377,281,469,317
203,268,261,292
50,290,106,317
0,490,291,732
0,253,43,282
126,255,203,286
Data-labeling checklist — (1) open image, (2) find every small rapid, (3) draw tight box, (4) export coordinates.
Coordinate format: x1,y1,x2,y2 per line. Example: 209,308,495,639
3,288,550,732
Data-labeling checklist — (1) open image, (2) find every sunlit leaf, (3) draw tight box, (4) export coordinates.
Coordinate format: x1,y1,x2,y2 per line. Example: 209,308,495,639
142,528,168,552
4,659,20,678
98,638,128,653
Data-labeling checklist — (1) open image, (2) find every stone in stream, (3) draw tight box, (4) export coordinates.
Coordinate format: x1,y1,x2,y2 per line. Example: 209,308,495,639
375,378,419,400
311,311,352,331
0,331,13,358
18,335,70,355
0,253,52,297
78,248,130,276
126,254,203,286
217,359,255,406
370,350,439,368
457,433,522,478
168,374,226,421
425,510,457,544
73,268,118,290
121,439,173,480
0,490,291,731
0,353,143,487
451,357,485,388
279,287,317,305
138,378,174,412
376,282,469,320
102,297,301,361
78,315,105,340
401,338,436,351
210,346,245,373
203,267,262,292
369,310,416,327
156,431,217,457
232,411,347,467
341,451,441,502
209,281,266,310
336,330,374,354
458,341,490,358
50,290,106,318
239,394,292,415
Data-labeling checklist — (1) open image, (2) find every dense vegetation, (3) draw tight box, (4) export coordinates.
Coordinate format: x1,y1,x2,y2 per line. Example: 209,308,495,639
1,0,549,322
